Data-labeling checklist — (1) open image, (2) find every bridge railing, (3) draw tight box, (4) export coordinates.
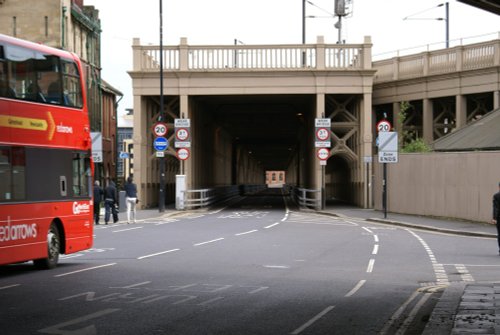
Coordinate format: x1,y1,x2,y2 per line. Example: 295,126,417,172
373,37,500,83
182,184,267,209
292,187,321,210
132,36,372,72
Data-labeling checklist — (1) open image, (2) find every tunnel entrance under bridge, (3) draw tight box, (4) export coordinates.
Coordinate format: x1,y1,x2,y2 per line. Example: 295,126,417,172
133,93,372,209
129,37,375,210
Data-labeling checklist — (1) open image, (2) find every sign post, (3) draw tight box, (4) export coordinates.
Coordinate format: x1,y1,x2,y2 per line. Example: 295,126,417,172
315,118,331,210
377,130,398,218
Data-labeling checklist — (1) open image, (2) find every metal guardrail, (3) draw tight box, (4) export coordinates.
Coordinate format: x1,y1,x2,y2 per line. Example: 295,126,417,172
182,184,267,210
292,187,321,210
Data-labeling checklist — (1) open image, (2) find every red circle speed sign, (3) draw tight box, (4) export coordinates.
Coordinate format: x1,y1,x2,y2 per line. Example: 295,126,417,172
153,122,168,137
316,128,329,141
317,148,330,160
175,128,189,141
376,120,392,133
176,148,190,160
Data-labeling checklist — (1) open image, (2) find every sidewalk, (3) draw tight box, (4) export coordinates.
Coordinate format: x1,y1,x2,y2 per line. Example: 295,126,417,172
318,205,499,334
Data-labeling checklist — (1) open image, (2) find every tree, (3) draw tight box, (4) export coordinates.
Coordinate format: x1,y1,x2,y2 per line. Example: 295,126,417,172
398,101,431,153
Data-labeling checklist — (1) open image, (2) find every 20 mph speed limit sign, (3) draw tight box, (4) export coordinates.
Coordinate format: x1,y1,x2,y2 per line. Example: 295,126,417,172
153,122,168,137
376,120,392,133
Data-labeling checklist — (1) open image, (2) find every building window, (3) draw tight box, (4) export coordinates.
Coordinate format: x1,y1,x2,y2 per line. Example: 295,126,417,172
12,16,16,37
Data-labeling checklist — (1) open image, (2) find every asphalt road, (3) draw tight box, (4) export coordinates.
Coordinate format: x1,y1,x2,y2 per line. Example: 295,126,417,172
1,191,498,334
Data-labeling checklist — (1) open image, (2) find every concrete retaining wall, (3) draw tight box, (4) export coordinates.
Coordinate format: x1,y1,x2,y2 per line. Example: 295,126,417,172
373,151,500,223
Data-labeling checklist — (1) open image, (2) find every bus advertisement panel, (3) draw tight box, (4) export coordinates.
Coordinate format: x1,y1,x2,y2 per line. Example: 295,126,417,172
0,34,93,269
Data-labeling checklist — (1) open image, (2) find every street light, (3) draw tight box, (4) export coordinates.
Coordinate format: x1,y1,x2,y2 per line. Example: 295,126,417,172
403,2,450,48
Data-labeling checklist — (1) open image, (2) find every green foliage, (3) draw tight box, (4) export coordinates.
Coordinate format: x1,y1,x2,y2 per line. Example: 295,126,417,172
401,138,431,153
398,101,431,153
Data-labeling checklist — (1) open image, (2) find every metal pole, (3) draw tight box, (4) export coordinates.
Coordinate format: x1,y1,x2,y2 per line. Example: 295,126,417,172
302,0,306,67
445,2,449,48
383,163,387,218
302,0,306,44
158,0,165,212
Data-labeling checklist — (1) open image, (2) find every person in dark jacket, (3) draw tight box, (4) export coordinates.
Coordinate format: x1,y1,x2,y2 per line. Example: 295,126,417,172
124,176,138,224
93,180,104,225
104,180,119,224
492,182,500,255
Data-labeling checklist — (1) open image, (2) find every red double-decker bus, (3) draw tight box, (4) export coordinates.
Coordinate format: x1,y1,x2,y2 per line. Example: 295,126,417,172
0,34,93,269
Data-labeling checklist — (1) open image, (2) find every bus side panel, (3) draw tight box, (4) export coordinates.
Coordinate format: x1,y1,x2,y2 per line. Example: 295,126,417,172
0,202,93,266
0,204,50,265
59,200,94,253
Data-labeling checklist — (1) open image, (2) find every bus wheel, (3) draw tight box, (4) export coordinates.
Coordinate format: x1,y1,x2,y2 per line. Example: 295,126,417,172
34,223,60,269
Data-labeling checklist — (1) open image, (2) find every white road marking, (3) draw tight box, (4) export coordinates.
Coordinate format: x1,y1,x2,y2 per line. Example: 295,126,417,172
264,265,290,269
54,263,117,277
194,238,224,246
264,222,280,229
38,308,120,335
406,229,450,285
248,286,269,294
372,244,379,255
290,305,335,334
137,249,180,260
111,281,151,289
235,230,258,236
155,219,179,226
362,227,374,234
0,284,20,290
455,264,475,282
366,259,375,273
112,226,144,233
197,296,224,306
345,280,366,297
374,235,379,243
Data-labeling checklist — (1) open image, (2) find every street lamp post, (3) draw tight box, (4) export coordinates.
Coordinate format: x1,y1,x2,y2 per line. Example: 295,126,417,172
158,0,166,212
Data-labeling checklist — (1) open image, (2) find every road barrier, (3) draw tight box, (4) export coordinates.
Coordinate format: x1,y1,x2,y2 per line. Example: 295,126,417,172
292,187,321,210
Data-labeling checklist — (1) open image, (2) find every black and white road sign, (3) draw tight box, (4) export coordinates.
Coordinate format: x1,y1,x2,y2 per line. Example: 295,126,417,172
378,131,398,163
315,118,331,148
175,118,191,148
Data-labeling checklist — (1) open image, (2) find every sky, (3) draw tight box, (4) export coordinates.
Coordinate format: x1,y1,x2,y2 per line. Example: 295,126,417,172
83,0,499,123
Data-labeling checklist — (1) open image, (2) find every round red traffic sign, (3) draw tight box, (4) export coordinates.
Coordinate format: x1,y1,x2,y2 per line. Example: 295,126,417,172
175,128,189,141
376,120,392,133
153,122,168,137
317,148,330,160
316,128,330,141
176,148,190,160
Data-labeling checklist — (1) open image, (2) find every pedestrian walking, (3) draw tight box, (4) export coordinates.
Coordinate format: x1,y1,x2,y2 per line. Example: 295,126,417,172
124,176,138,224
104,180,119,224
93,180,104,225
492,182,500,255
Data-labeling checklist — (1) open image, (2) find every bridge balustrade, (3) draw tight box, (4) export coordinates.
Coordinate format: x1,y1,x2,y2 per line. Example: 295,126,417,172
373,38,500,83
133,37,368,72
